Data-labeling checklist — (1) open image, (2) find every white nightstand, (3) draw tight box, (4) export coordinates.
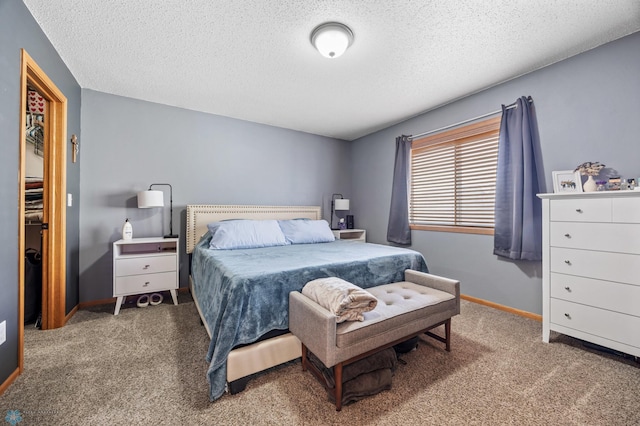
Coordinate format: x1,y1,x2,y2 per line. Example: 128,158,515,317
112,237,179,315
332,229,366,242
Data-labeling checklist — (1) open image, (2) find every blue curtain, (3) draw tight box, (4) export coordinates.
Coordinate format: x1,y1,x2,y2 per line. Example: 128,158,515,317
387,135,412,245
494,96,543,260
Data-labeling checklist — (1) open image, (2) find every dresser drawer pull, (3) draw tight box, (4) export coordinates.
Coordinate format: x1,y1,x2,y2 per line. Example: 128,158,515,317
564,286,571,292
564,313,571,319
564,233,571,238
575,209,583,213
143,281,150,287
564,260,571,265
143,265,151,270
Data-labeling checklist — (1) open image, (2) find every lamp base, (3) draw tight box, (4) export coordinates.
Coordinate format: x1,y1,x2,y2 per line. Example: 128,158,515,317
164,234,179,239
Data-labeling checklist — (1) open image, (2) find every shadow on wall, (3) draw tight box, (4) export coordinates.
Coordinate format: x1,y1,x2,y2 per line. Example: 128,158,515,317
79,248,113,303
495,255,542,279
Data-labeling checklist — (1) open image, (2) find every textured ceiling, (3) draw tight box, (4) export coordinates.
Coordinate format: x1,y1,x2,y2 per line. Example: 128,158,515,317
22,1,640,141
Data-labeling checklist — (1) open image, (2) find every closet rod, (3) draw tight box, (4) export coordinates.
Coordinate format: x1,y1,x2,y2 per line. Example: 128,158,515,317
409,99,529,140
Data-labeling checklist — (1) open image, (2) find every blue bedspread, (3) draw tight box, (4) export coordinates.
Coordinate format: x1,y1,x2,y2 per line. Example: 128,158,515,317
191,235,428,401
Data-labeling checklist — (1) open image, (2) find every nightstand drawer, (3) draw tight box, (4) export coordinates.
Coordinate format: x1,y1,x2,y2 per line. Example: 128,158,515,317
550,198,611,222
550,273,640,316
550,247,640,285
550,222,640,254
550,298,640,349
115,255,176,277
613,197,640,223
115,271,177,295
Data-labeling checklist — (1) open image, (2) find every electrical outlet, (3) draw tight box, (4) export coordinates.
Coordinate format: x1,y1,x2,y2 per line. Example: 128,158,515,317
0,320,6,346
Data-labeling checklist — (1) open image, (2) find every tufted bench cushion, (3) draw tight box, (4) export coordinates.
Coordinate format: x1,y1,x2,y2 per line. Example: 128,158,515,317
335,282,455,348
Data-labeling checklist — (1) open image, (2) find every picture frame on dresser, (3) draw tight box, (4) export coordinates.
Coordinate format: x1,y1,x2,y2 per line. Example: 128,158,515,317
552,170,583,193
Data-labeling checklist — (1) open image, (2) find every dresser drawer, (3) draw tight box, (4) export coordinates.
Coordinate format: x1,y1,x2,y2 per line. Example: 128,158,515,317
550,273,640,316
550,198,611,222
115,254,176,277
550,298,640,349
550,222,640,254
613,197,640,223
550,247,640,286
114,271,177,295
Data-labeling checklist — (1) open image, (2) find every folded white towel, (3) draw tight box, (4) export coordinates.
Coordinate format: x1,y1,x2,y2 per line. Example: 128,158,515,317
302,277,377,323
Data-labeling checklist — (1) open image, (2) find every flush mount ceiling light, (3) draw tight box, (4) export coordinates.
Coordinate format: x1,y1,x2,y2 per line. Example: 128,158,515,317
310,22,354,58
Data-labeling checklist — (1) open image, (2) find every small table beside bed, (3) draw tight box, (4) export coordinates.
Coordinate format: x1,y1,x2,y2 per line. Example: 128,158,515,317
186,204,429,401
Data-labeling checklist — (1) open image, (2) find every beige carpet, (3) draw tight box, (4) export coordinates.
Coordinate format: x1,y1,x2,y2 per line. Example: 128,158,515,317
1,292,639,426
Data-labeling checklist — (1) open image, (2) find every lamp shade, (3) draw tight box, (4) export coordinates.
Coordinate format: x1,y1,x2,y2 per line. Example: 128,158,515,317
137,190,164,208
334,198,350,211
311,22,354,58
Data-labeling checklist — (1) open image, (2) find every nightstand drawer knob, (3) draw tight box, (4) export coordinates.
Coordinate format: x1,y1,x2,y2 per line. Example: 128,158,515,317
564,313,571,319
564,260,571,265
143,265,150,270
143,281,150,287
564,286,571,292
575,209,583,213
564,233,571,238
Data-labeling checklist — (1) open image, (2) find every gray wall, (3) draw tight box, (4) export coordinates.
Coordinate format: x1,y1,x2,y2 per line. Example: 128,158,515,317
351,31,640,315
0,0,81,385
79,90,351,302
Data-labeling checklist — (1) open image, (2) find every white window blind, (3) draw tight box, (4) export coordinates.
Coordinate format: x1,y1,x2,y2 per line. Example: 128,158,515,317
410,116,500,233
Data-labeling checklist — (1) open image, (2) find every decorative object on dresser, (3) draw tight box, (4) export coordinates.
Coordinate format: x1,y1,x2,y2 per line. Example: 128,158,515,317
552,170,582,193
137,183,178,238
330,193,350,230
112,237,179,315
537,191,640,359
574,161,605,192
608,176,621,190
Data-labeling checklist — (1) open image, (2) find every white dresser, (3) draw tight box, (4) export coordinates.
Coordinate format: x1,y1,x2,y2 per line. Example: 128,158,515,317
538,191,640,357
112,237,179,315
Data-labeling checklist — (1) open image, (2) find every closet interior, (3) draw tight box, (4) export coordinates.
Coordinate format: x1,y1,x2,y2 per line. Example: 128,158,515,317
24,86,45,328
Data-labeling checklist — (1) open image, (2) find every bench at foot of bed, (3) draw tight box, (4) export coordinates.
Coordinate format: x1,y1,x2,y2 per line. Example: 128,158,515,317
289,269,460,411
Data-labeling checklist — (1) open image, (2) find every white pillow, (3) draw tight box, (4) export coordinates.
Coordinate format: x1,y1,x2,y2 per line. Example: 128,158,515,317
207,220,289,250
278,219,335,244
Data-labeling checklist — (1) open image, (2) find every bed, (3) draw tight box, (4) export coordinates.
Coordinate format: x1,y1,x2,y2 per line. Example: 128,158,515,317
186,204,428,401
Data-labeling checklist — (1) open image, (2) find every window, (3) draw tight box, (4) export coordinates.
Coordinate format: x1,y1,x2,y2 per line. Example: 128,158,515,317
409,116,500,235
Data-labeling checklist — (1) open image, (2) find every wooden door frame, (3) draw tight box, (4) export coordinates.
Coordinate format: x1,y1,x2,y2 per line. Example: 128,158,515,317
18,49,67,372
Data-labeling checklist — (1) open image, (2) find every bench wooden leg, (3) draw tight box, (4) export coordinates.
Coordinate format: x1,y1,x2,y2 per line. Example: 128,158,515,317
445,318,451,352
334,363,343,411
301,343,308,371
424,318,452,352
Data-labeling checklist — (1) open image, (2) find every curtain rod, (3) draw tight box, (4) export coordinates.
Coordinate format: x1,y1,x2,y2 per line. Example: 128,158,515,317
409,98,530,140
